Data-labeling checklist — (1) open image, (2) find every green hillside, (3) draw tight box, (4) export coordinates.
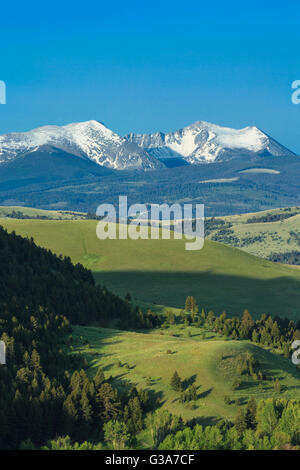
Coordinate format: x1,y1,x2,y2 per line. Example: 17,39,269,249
2,218,300,319
0,205,86,219
207,206,300,260
71,325,300,423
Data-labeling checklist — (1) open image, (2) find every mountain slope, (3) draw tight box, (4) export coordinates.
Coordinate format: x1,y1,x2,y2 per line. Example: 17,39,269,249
0,120,163,170
1,153,300,215
126,121,296,163
0,145,113,192
2,217,300,319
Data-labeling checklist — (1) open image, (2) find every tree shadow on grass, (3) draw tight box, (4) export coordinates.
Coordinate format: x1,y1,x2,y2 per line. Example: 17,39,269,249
102,362,115,371
198,387,213,399
187,415,220,427
182,374,197,390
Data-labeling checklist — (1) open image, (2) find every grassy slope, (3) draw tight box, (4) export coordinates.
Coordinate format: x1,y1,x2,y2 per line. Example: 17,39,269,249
2,218,300,318
1,214,299,429
0,205,86,219
71,325,300,423
208,206,300,258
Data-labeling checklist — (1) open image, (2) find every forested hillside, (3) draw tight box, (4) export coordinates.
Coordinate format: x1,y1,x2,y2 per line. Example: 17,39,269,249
0,226,150,448
1,226,300,450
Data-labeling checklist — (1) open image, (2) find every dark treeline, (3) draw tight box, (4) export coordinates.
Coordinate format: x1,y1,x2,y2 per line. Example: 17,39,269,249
268,251,300,265
0,226,156,448
5,209,104,221
247,211,298,224
5,210,53,220
4,210,85,220
182,297,300,355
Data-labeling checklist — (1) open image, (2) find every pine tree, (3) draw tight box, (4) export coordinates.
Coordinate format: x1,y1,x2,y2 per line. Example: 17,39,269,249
94,367,105,389
252,329,259,343
97,382,120,422
127,397,143,433
30,350,41,371
103,420,130,450
80,392,93,438
170,371,182,391
245,397,257,429
234,408,247,436
185,296,192,312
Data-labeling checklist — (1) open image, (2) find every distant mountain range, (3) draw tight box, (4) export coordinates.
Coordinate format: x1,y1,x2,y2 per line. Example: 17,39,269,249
0,120,296,171
0,119,299,216
127,121,296,165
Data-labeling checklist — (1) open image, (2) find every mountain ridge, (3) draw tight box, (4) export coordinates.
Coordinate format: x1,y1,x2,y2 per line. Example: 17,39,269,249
126,120,296,163
0,119,296,173
0,120,163,171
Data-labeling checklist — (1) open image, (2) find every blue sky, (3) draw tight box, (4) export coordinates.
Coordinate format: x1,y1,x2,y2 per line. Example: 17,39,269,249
1,0,300,152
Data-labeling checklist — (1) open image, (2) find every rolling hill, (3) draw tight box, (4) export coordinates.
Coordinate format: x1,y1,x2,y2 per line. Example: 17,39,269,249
2,217,300,319
71,324,300,423
206,206,300,260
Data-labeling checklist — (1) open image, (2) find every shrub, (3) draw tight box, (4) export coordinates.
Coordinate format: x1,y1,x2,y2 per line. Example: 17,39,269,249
224,395,231,405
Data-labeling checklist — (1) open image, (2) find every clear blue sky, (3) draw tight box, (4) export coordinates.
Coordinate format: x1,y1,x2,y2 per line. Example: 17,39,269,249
1,0,300,152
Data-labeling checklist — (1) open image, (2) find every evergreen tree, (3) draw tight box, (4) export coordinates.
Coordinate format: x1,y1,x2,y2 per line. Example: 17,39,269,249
245,397,257,429
94,367,105,389
234,408,247,436
170,371,182,391
103,420,130,450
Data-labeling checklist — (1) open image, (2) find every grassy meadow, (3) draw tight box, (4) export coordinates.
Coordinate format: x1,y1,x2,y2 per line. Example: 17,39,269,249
71,324,300,424
2,217,300,318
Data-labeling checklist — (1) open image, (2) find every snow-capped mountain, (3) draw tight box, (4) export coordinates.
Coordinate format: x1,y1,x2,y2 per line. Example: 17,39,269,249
0,120,295,173
0,120,163,170
126,121,296,163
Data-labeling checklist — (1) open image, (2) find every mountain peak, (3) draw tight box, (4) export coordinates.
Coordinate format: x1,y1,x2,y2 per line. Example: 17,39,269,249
0,120,163,170
126,121,295,163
